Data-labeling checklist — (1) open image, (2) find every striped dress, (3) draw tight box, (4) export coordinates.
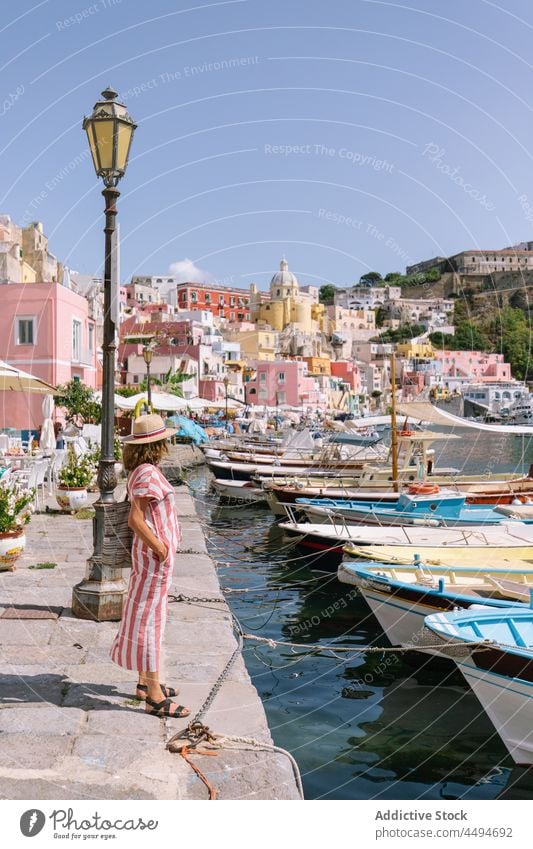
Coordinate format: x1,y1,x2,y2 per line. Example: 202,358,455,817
110,462,181,672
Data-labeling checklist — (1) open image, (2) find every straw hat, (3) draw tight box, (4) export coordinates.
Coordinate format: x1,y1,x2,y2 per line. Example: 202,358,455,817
122,413,177,445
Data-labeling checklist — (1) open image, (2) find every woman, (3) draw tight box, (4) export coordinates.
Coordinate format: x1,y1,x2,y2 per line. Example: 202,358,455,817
110,413,190,718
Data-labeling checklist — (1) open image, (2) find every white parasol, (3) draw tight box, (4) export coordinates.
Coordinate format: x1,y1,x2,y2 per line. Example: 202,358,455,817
0,359,55,393
39,394,55,453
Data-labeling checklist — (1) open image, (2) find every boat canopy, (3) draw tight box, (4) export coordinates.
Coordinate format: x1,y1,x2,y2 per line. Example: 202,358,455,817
352,402,533,434
328,432,382,447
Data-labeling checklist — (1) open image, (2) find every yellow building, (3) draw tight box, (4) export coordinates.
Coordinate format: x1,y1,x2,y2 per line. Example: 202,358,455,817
396,340,434,359
303,356,331,376
250,258,327,334
224,329,279,361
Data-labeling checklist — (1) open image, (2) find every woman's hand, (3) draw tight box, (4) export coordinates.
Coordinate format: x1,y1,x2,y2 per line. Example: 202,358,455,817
155,542,169,562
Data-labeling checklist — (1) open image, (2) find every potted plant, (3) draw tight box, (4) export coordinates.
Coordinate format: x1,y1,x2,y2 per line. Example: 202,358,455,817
56,448,95,512
0,476,34,570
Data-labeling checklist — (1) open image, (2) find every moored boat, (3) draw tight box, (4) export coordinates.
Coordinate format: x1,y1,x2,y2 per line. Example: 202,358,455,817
295,490,533,527
279,513,533,570
424,607,533,764
211,478,268,505
338,560,532,654
261,475,533,516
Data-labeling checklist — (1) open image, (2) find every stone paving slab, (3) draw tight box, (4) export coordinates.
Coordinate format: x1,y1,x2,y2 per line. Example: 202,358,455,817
0,484,301,800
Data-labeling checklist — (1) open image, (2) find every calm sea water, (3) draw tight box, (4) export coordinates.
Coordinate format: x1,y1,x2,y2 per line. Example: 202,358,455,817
186,432,533,800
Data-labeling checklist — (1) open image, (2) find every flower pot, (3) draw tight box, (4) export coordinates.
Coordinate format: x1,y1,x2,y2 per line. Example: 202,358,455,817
56,486,89,512
0,529,26,570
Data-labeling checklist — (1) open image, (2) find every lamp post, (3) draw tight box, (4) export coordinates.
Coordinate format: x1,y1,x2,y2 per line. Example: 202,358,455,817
143,344,153,409
72,86,136,621
223,375,229,429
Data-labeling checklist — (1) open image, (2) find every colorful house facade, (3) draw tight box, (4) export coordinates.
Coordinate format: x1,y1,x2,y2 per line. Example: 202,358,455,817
0,282,97,429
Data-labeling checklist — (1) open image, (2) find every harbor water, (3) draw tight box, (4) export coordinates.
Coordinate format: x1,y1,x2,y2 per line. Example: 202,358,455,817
186,431,533,800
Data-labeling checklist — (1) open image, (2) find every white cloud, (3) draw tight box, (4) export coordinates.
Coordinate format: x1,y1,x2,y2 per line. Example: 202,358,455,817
168,258,214,284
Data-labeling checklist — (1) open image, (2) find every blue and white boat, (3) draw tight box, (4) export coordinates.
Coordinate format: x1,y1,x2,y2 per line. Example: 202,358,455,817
425,607,533,765
338,559,533,653
295,490,533,527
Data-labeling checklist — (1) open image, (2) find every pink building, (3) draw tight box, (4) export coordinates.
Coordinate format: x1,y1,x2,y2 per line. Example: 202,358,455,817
330,361,362,393
246,360,319,407
0,282,97,430
434,350,511,381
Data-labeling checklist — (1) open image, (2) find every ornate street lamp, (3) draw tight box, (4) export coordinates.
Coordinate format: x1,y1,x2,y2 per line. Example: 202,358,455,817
143,344,153,408
72,87,137,621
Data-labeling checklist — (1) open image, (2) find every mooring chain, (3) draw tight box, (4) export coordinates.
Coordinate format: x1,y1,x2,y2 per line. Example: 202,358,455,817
192,614,244,725
168,592,226,605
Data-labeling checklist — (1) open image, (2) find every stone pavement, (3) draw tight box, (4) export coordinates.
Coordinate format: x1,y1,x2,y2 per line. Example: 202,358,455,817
0,479,300,800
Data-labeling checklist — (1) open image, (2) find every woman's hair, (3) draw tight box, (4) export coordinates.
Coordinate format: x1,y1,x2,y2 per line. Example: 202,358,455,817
123,439,169,472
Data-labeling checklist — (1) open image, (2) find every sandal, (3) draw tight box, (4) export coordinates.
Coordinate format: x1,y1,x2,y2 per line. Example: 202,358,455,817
145,696,190,718
136,683,179,700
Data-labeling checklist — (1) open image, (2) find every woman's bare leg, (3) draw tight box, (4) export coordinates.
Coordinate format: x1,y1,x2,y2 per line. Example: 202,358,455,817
142,671,165,702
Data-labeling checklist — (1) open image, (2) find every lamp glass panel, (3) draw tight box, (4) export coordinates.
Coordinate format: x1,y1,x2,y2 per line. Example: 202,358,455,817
92,119,116,172
115,122,134,172
85,124,101,174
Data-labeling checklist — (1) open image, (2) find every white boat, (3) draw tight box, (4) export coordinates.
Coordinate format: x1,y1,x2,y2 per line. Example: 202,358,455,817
338,560,532,654
425,607,533,764
279,510,533,570
211,478,267,505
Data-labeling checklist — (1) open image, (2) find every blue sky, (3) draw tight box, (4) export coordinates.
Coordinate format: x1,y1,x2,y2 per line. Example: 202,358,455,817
3,0,533,289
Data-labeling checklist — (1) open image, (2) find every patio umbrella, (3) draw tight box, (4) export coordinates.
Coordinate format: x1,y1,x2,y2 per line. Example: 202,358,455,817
113,392,189,412
0,359,55,393
39,394,55,453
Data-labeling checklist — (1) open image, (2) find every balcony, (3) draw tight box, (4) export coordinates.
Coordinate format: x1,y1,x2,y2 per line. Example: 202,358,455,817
72,348,95,367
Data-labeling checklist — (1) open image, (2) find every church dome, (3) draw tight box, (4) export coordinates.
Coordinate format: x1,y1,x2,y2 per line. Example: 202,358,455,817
270,257,299,293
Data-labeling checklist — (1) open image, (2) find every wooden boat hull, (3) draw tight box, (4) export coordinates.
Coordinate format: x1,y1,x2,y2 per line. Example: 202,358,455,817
263,480,533,514
345,543,533,569
297,500,531,527
338,562,530,655
426,609,533,764
211,479,267,505
280,518,533,571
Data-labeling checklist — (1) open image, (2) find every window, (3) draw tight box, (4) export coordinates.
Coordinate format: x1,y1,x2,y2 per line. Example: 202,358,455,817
278,372,285,383
205,293,211,303
259,389,267,400
276,289,280,297
191,291,198,302
133,375,139,384
237,313,244,321
230,312,235,320
181,292,187,302
219,295,225,305
230,296,235,306
246,313,250,321
72,319,82,362
16,317,35,345
259,373,266,383
88,324,94,352
277,391,286,404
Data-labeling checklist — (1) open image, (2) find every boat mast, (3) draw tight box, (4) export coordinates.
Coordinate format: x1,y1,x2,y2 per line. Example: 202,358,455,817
390,352,399,491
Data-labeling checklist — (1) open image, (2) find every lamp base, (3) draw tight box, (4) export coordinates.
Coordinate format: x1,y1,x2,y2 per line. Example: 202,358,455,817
71,559,128,621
